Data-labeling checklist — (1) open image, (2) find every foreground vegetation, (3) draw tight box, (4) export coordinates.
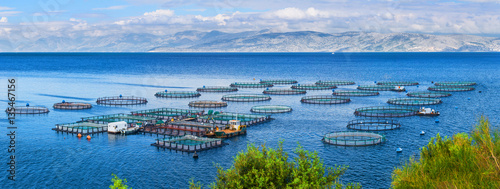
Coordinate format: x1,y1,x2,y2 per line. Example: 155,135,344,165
392,116,500,188
109,174,130,189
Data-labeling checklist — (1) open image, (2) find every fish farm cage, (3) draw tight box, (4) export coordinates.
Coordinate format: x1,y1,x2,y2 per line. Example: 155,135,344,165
428,86,475,92
96,96,148,105
301,95,350,104
315,80,355,86
155,91,201,98
376,81,419,86
152,135,225,152
6,105,49,114
222,94,271,102
291,84,337,90
407,91,452,98
387,98,442,106
354,106,419,117
332,90,380,97
357,85,405,92
322,131,386,146
260,79,298,85
346,119,401,131
143,121,223,137
196,86,238,92
188,100,228,108
434,81,476,86
263,88,307,95
197,112,271,125
230,82,273,88
251,105,292,113
53,102,92,110
82,113,157,124
52,122,108,134
131,108,204,120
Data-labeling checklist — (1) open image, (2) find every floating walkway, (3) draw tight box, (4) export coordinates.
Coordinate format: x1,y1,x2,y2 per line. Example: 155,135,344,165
82,113,157,124
96,96,147,105
263,88,306,95
332,90,379,97
387,98,442,106
357,85,405,91
407,91,451,98
347,119,401,131
291,84,336,90
197,86,238,92
354,106,419,117
376,81,419,86
155,91,201,98
316,80,355,86
131,108,204,120
152,135,226,152
260,79,298,85
301,95,350,104
230,82,273,88
222,94,271,102
428,86,475,92
143,121,222,137
6,105,49,114
322,131,386,146
251,105,292,113
52,122,108,134
197,112,271,126
434,81,476,86
189,101,227,108
53,102,92,110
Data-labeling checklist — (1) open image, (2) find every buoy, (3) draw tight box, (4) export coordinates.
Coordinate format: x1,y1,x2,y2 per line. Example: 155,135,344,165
417,85,419,88
253,78,255,80
203,85,205,88
77,133,82,138
435,119,440,123
62,100,66,103
396,148,403,153
374,81,377,83
332,89,335,92
431,81,434,83
420,131,425,135
298,84,300,86
26,103,29,107
479,91,482,93
468,97,471,100
455,106,458,109
164,89,168,92
119,94,122,98
86,135,91,140
193,151,199,158
266,88,269,90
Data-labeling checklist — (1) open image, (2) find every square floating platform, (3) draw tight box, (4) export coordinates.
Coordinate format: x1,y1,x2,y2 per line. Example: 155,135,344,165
151,135,226,152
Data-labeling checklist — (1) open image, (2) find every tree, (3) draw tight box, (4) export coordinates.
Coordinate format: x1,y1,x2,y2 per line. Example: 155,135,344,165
110,174,131,189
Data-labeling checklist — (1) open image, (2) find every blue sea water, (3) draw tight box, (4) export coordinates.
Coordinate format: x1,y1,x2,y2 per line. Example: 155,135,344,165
0,52,499,189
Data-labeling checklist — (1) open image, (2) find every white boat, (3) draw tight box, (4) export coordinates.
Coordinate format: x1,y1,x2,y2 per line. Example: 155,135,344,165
417,107,440,116
393,86,405,92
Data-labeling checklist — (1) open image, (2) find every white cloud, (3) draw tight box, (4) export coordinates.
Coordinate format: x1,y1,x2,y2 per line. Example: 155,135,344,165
195,13,234,26
93,5,129,11
143,9,174,17
0,6,14,11
0,17,7,23
0,11,22,16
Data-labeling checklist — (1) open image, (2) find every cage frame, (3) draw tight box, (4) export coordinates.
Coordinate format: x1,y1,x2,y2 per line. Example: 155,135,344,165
96,96,148,105
322,131,386,146
354,106,419,117
301,95,351,104
250,105,292,113
221,94,271,102
347,119,401,131
387,97,443,106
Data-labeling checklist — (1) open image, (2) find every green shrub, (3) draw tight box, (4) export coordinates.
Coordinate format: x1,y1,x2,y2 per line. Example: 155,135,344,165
110,174,131,189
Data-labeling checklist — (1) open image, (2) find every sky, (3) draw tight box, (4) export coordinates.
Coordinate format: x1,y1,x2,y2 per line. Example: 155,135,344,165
1,0,500,42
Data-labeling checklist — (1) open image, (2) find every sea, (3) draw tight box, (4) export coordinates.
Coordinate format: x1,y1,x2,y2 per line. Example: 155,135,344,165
0,52,499,189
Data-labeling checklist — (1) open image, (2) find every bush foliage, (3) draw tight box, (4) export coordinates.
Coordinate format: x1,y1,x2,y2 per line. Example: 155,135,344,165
110,174,131,189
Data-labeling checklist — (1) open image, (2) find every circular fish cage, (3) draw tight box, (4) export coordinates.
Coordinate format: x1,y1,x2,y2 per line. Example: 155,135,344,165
230,82,273,88
53,102,92,110
251,105,292,113
347,119,401,131
332,90,379,97
197,86,238,92
407,91,452,98
322,131,386,146
428,86,475,92
155,91,201,98
301,95,350,104
354,106,419,117
377,81,419,86
291,84,337,90
260,79,298,85
263,88,306,95
435,81,476,86
96,96,148,105
189,100,228,108
357,85,405,91
316,80,355,86
387,98,442,106
6,106,49,114
221,94,271,102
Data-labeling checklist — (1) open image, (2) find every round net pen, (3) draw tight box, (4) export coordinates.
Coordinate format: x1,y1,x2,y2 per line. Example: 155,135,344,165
357,85,405,92
407,91,451,98
332,90,379,97
291,84,337,90
189,100,227,108
428,86,475,92
53,101,92,110
155,91,201,98
251,105,292,113
387,98,442,106
263,89,306,95
435,81,476,86
6,105,49,114
230,82,273,88
301,95,350,104
322,131,386,146
377,81,419,86
316,80,355,86
96,96,148,105
347,119,401,131
260,79,298,85
354,106,419,117
222,94,271,102
197,86,238,92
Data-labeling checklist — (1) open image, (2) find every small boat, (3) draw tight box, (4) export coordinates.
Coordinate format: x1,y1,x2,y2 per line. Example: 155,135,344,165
206,120,247,138
417,107,440,116
396,148,403,153
420,131,425,135
120,127,139,135
393,86,405,92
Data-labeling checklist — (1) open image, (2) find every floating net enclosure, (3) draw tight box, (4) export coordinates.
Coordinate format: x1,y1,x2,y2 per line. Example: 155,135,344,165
230,82,273,88
260,79,298,85
322,131,386,146
301,95,350,104
332,90,379,97
96,96,147,105
251,105,292,113
222,94,271,102
407,91,452,98
131,108,204,120
152,135,225,152
6,105,49,114
53,102,92,110
197,86,238,92
52,122,108,134
316,80,355,86
291,84,337,90
387,98,442,106
197,112,271,125
428,86,475,92
189,100,227,108
435,81,476,86
347,119,401,131
377,81,419,86
357,85,405,91
354,106,419,117
155,91,201,98
83,113,157,124
263,88,306,95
